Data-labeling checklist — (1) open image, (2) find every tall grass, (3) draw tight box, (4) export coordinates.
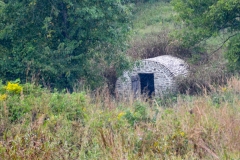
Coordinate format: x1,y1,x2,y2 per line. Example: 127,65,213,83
132,1,176,36
1,77,240,159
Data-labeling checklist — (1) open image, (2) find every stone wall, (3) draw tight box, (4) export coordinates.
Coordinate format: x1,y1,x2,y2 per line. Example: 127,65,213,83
115,55,188,98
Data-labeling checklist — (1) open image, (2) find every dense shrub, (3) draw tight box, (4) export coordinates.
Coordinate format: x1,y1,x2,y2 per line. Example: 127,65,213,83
0,0,132,90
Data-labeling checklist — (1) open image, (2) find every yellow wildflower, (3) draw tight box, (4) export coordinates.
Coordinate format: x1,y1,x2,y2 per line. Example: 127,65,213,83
153,141,159,147
0,94,7,101
4,82,23,94
221,87,227,92
117,112,125,120
180,131,185,137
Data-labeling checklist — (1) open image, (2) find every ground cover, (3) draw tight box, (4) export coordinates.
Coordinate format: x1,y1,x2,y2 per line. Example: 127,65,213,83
0,77,240,159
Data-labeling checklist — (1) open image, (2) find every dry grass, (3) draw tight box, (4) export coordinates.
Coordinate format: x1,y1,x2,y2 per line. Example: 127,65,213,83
127,30,192,60
0,77,240,159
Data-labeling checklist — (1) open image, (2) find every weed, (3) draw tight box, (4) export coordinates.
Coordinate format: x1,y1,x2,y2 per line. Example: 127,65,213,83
0,78,240,159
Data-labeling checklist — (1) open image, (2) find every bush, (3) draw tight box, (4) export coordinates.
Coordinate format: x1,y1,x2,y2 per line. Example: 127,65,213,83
0,80,25,122
124,101,149,126
50,92,87,121
177,50,229,95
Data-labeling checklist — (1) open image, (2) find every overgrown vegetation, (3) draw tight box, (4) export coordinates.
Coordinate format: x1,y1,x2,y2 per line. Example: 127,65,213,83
171,0,240,70
1,0,240,159
0,0,132,90
127,0,232,94
1,78,240,159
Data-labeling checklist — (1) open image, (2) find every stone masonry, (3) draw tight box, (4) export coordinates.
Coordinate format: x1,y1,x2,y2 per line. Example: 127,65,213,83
115,55,189,98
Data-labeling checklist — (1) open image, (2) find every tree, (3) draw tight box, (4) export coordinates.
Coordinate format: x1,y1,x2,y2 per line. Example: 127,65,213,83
0,0,132,89
171,0,240,69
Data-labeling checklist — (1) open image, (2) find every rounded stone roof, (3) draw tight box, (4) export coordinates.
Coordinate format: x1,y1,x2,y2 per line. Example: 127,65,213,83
144,55,188,77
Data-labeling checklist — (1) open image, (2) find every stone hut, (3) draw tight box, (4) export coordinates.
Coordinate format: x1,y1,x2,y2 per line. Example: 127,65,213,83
115,55,189,98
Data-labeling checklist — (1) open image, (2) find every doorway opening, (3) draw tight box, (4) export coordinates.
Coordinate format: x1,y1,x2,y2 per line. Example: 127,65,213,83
138,73,155,97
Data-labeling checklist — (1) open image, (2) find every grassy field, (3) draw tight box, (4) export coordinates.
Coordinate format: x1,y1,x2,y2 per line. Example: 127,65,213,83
132,1,176,36
1,78,240,159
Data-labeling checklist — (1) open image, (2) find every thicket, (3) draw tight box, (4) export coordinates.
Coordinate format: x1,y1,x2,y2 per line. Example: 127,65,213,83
127,0,170,3
0,0,132,90
171,0,240,71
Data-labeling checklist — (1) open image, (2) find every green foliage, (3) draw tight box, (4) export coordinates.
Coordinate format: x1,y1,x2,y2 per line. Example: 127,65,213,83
132,1,174,35
0,79,88,122
1,79,240,159
0,0,132,90
7,96,32,122
151,121,188,157
225,34,240,71
211,85,240,108
155,93,178,107
126,0,170,4
124,101,148,126
50,92,87,121
171,0,240,69
0,80,25,122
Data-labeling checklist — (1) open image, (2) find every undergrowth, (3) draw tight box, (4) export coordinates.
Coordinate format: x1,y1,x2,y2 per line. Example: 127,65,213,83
0,1,238,160
0,77,240,159
128,1,228,95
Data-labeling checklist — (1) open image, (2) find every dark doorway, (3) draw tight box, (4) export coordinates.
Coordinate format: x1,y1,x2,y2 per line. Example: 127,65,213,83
138,73,155,97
